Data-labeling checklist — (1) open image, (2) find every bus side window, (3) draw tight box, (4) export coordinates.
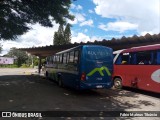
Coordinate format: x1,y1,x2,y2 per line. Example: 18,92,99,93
150,51,158,65
51,56,54,64
53,56,54,63
74,50,79,71
131,53,137,65
121,53,129,64
63,53,67,64
74,50,79,65
67,52,70,63
157,51,160,64
69,51,74,63
53,56,55,63
59,54,62,63
48,57,51,64
150,52,154,64
136,51,153,65
46,57,48,65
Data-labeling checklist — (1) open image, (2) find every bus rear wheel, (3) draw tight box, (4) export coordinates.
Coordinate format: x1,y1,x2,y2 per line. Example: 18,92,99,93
114,78,122,89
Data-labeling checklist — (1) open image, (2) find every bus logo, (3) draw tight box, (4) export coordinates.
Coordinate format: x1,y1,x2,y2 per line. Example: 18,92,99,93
151,69,160,83
87,66,111,76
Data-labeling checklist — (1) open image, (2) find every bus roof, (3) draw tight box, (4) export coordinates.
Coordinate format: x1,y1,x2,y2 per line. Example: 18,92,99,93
122,44,160,53
113,49,125,54
56,45,110,55
56,45,81,55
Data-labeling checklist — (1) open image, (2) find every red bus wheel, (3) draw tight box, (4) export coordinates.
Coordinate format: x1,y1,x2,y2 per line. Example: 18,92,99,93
114,78,122,89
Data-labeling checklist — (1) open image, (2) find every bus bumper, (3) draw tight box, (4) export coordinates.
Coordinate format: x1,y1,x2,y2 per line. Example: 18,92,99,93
79,82,113,90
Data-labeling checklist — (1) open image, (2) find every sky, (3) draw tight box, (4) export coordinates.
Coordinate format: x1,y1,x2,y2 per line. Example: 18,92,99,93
0,0,160,55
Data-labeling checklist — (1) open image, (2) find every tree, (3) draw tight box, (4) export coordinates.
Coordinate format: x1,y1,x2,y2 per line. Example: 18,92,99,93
53,32,59,45
64,23,71,44
0,0,74,40
5,47,28,67
53,24,71,45
0,44,2,54
144,33,153,42
53,24,65,45
58,24,65,45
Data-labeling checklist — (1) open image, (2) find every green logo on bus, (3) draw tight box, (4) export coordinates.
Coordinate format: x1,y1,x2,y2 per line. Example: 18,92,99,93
87,66,111,76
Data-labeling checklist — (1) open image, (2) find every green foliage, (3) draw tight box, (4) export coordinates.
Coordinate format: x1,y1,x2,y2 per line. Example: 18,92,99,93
53,32,59,45
32,57,45,66
64,24,71,44
42,59,46,65
20,64,30,68
53,24,65,45
2,49,45,68
0,64,18,68
0,0,74,40
5,47,28,67
0,44,2,54
53,24,71,45
33,57,39,66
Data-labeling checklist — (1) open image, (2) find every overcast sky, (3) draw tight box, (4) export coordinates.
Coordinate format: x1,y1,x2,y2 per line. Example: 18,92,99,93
0,0,159,55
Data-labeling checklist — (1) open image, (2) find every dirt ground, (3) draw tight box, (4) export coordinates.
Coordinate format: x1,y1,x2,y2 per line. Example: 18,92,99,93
0,68,159,120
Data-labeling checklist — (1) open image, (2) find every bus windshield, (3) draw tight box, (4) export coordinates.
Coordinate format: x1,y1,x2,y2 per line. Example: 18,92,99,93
85,47,112,60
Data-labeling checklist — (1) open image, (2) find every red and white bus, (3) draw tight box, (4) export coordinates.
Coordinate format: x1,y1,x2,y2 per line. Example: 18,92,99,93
113,44,160,93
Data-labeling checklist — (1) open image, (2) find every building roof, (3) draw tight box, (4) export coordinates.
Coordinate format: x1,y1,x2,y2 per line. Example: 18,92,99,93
19,33,160,58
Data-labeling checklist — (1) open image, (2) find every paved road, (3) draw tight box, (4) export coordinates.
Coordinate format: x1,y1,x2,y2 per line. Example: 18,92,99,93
0,68,159,120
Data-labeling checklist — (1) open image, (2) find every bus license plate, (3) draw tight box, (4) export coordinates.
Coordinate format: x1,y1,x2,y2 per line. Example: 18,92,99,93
96,85,103,88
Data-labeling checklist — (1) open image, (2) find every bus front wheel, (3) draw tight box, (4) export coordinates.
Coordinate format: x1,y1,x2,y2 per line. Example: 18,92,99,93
114,78,122,89
58,77,64,87
45,72,49,79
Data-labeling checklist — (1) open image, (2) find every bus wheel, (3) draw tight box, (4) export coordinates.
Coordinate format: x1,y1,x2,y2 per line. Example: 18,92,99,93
45,72,49,79
58,77,64,87
114,78,122,89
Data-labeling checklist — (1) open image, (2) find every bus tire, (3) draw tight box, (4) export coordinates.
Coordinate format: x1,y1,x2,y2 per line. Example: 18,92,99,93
45,72,49,79
58,77,64,87
114,78,122,89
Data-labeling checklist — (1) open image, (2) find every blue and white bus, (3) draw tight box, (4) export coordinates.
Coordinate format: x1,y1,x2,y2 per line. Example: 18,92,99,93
45,45,113,90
